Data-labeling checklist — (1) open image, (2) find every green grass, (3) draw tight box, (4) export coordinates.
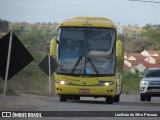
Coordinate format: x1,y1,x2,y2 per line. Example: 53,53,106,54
0,51,51,96
122,72,141,94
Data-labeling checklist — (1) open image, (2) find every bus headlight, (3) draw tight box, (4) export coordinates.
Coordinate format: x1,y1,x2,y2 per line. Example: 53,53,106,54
56,80,70,85
99,81,114,86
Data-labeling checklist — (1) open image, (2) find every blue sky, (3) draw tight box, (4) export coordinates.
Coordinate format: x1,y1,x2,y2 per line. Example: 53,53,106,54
0,0,160,26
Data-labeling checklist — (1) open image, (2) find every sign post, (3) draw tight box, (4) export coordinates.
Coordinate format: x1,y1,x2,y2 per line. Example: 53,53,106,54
2,31,13,108
48,54,52,95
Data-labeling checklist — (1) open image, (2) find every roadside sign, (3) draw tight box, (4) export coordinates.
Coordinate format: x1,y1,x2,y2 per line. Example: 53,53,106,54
38,54,57,95
0,31,34,80
0,31,34,110
38,55,56,76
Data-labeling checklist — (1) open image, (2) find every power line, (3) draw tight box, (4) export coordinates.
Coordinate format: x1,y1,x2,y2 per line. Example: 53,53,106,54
128,0,160,3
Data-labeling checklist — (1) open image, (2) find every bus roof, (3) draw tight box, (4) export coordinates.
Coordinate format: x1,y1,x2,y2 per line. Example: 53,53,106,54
59,16,116,28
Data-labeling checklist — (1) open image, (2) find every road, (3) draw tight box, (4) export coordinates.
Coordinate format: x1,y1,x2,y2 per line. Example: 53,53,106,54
0,94,160,120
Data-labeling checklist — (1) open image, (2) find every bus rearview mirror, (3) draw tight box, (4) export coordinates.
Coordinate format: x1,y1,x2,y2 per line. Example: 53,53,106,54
50,38,57,58
116,40,122,57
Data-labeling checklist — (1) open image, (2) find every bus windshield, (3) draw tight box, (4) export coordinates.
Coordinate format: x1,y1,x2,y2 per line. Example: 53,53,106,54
57,27,116,76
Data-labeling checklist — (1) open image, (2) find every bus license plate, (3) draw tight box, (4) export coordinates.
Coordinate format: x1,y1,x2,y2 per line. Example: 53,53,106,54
79,89,89,93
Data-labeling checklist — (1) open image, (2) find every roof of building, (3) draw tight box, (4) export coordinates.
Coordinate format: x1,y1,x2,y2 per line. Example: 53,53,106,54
124,64,131,70
128,60,142,66
146,64,160,68
125,53,147,60
140,62,160,68
152,56,160,62
145,50,160,55
125,53,144,57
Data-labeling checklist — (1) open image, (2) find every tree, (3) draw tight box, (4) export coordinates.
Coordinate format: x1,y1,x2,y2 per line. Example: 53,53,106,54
0,19,9,32
141,24,160,42
19,29,44,46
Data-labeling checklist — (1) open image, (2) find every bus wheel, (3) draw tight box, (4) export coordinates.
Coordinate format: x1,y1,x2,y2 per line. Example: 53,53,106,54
114,95,120,102
60,95,67,102
74,96,80,101
106,96,113,104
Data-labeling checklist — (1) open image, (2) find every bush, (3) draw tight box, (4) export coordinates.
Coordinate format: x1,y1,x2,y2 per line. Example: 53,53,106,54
122,72,141,94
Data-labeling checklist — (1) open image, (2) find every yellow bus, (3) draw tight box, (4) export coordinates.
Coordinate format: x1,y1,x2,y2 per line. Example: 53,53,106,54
50,17,123,104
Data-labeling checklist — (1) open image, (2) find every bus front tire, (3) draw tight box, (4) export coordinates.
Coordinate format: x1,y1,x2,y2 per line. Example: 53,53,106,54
106,96,113,104
73,96,80,101
60,95,67,102
114,95,120,102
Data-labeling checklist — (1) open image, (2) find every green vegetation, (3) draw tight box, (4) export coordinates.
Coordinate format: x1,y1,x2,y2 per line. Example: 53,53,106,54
141,24,160,42
0,19,9,32
123,24,160,52
122,72,141,94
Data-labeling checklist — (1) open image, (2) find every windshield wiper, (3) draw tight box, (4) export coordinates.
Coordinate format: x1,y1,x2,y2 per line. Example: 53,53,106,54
71,56,99,74
71,56,83,73
87,57,99,74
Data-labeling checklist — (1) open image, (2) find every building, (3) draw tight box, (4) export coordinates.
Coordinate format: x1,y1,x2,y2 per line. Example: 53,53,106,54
144,56,160,64
136,62,160,73
124,53,146,61
141,50,160,57
124,50,160,73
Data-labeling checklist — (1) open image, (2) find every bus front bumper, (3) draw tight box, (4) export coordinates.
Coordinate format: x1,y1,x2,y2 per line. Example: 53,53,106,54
55,84,116,97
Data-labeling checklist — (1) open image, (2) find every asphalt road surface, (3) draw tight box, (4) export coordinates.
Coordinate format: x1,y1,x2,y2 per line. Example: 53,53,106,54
0,94,160,120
